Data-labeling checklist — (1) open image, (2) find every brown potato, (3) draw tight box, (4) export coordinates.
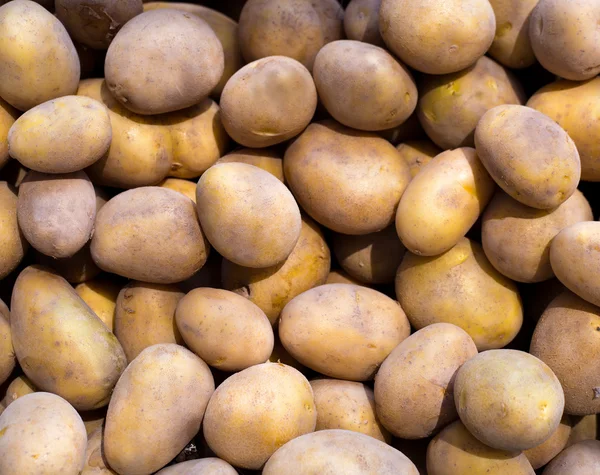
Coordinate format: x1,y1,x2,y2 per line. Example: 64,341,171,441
543,440,600,474
524,415,572,469
218,148,284,182
0,182,27,279
0,99,17,170
0,375,36,414
155,458,237,475
396,140,442,178
158,178,196,203
0,299,14,386
343,0,384,47
82,426,116,475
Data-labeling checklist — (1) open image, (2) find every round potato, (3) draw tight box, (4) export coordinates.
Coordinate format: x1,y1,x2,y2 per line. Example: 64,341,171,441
524,415,571,469
543,440,600,475
35,244,101,284
105,9,224,115
0,375,36,414
284,120,411,235
0,99,17,170
0,299,14,386
83,426,116,475
396,140,442,178
155,458,237,475
158,178,196,203
218,148,284,182
0,182,27,279
474,105,580,209
343,0,384,47
379,0,496,74
0,0,80,111
196,162,301,268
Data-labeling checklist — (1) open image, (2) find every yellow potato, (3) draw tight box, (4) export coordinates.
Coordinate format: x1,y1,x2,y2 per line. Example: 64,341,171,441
343,0,384,47
35,244,101,284
155,458,237,475
543,440,600,474
218,148,284,182
0,375,35,415
75,279,121,332
158,178,196,203
396,140,442,178
0,98,17,170
82,426,117,475
0,299,14,386
524,415,571,469
0,182,27,279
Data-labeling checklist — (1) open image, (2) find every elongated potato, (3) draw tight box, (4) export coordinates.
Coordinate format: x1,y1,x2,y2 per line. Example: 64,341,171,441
0,182,28,279
396,140,442,178
0,299,14,386
218,147,284,182
75,278,122,332
524,415,571,469
155,458,237,475
0,375,35,414
0,99,17,170
82,426,117,475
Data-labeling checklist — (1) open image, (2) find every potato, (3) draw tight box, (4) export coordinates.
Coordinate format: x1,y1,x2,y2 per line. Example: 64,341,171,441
530,291,600,416
426,420,535,475
475,105,580,209
104,344,214,475
284,120,411,235
11,266,127,410
80,408,106,437
375,323,477,439
75,279,121,332
279,283,411,380
0,182,27,279
0,99,17,170
83,426,116,475
396,140,442,178
482,190,593,283
158,178,196,203
417,56,525,150
487,0,539,69
238,0,343,70
105,9,223,115
326,269,364,285
396,237,523,350
196,162,301,268
343,0,384,47
55,0,143,49
0,392,87,475
379,0,495,75
543,440,600,474
0,299,13,386
203,362,316,469
155,458,237,475
218,148,284,182
221,216,330,325
0,0,79,111
568,415,597,446
8,96,111,174
0,375,35,414
17,170,96,259
35,245,101,284
92,187,209,283
524,415,571,469
269,336,307,373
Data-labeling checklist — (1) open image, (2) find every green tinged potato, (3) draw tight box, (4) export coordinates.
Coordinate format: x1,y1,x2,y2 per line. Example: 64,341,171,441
0,299,14,386
82,426,116,475
396,140,441,178
155,458,237,475
0,182,27,279
218,148,284,182
343,0,384,47
524,415,571,469
543,440,600,474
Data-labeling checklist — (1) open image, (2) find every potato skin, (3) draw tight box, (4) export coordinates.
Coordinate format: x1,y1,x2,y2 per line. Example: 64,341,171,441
567,415,597,446
82,426,116,475
396,140,441,178
543,440,600,474
279,284,411,381
0,98,17,169
524,415,571,469
344,0,384,47
284,120,411,235
326,269,364,286
158,178,196,202
0,299,14,386
0,182,27,279
0,0,80,111
104,344,215,475
0,375,36,414
155,458,237,475
474,105,580,209
218,148,284,182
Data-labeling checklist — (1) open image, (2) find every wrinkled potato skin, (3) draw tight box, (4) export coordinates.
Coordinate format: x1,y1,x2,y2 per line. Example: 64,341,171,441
82,427,116,475
524,415,571,469
158,178,196,202
396,140,442,178
396,238,523,351
284,121,412,235
0,182,28,279
155,458,238,475
344,0,384,47
0,0,80,111
475,105,581,210
218,148,284,182
417,57,525,150
482,190,593,283
0,99,18,169
543,440,600,475
0,299,14,386
0,375,36,414
35,244,100,284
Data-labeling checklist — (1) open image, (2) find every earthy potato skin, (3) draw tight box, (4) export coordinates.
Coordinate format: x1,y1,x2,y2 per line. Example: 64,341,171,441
0,299,14,386
92,187,209,284
524,415,571,469
279,284,411,381
475,105,580,209
0,98,17,169
543,440,600,474
82,426,116,475
426,421,535,475
482,190,593,283
396,140,441,178
284,120,411,235
396,238,523,351
218,148,284,182
0,0,80,111
0,375,36,414
417,56,525,150
344,0,384,47
530,291,600,416
155,458,238,475
203,363,316,470
379,0,496,75
0,182,27,279
264,429,419,475
158,178,196,202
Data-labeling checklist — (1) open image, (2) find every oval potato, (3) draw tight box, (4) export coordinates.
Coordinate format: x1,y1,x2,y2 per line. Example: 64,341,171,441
75,279,120,332
158,178,196,203
396,140,441,178
0,375,36,414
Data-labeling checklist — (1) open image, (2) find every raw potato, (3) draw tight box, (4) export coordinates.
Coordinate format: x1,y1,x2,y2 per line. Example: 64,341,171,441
269,336,307,373
568,415,597,446
264,429,419,475
218,148,284,181
375,323,478,439
0,299,14,386
35,245,101,284
155,458,237,475
284,120,411,235
0,392,87,475
8,95,111,174
482,190,593,283
0,375,36,414
75,279,120,332
524,415,571,469
92,187,209,284
379,0,496,75
343,0,384,47
0,98,17,169
311,378,391,443
396,237,523,351
396,140,442,178
313,40,417,131
475,105,581,209
0,0,80,111
0,182,27,279
203,362,316,470
220,56,317,148
196,162,301,268
426,420,535,475
279,283,411,381
175,288,274,371
158,178,196,202
83,426,116,475
543,440,600,474
17,170,96,259
417,56,525,149
326,269,364,285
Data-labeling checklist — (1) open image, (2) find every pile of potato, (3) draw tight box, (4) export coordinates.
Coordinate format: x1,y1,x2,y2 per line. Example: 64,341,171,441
1,0,600,473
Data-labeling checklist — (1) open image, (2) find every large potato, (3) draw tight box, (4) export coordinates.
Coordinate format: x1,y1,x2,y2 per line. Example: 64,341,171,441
75,278,121,332
284,120,411,235
343,0,384,47
0,182,27,279
83,426,116,475
218,147,284,182
396,140,441,178
155,458,237,475
543,440,600,474
0,299,14,386
104,344,215,475
524,415,571,469
279,283,411,381
0,99,17,169
0,375,36,414
475,105,580,209
0,0,79,111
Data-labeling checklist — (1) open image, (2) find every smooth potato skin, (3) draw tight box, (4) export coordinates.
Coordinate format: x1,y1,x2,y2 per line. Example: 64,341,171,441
344,0,384,47
155,458,237,475
0,182,27,279
82,426,116,475
543,440,600,475
524,415,571,469
0,375,36,414
0,98,17,169
218,148,284,182
158,178,196,202
0,299,14,386
396,140,441,178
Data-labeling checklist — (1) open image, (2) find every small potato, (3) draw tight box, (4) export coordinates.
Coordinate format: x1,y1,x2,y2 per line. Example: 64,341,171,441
375,323,477,439
176,288,274,371
475,105,581,209
279,284,411,381
284,120,411,235
396,140,442,178
426,420,535,475
158,178,196,202
18,170,96,259
542,440,600,474
35,245,101,284
0,182,28,279
218,148,284,182
104,344,215,475
568,415,597,446
155,458,237,475
524,415,571,469
92,187,209,284
0,375,36,414
314,40,417,131
0,299,14,386
379,0,496,75
0,99,17,170
417,56,525,150
203,362,316,470
196,163,301,268
0,392,87,475
343,0,384,47
396,237,523,351
0,0,80,111
482,190,593,283
83,426,116,475
326,269,365,286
